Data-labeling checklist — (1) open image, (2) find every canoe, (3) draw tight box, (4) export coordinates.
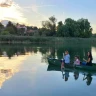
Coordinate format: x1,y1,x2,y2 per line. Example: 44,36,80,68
48,58,96,71
47,64,73,72
47,64,96,76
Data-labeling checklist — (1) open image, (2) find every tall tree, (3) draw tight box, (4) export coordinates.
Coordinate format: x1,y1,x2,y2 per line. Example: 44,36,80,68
57,21,64,36
64,18,76,37
42,16,57,36
0,23,4,33
6,21,17,35
77,18,92,38
0,23,4,28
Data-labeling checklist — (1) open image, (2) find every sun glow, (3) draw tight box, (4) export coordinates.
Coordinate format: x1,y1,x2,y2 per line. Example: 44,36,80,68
0,54,30,89
0,0,27,24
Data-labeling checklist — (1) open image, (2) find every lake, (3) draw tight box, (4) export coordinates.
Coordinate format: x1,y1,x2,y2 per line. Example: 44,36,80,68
0,43,96,96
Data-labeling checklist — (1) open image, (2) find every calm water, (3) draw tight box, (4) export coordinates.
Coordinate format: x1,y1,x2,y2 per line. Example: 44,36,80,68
0,44,96,96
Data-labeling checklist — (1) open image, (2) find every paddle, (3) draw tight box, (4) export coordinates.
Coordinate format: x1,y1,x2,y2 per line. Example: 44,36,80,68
83,58,87,62
63,53,64,59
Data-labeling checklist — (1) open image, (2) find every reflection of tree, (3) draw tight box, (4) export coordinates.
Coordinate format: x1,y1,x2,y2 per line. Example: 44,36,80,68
32,48,38,53
6,48,15,59
54,45,92,62
41,53,49,63
0,49,2,57
0,46,26,58
0,43,92,61
49,48,56,58
39,48,50,63
39,48,48,55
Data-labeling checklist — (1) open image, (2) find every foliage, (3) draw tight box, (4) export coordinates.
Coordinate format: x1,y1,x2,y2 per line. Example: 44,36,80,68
0,30,10,35
56,18,92,38
92,34,96,37
6,21,17,35
5,26,16,34
0,16,93,38
0,23,4,28
42,16,57,36
0,23,4,32
17,28,25,36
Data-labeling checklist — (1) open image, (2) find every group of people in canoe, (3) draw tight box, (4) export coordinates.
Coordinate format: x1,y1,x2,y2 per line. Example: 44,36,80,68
61,50,93,68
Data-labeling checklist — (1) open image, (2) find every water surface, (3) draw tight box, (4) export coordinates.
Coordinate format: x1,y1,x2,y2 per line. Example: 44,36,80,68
0,44,96,96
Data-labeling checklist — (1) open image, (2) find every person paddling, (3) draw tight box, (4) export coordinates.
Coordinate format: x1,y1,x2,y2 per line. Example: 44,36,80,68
83,51,93,66
63,51,70,64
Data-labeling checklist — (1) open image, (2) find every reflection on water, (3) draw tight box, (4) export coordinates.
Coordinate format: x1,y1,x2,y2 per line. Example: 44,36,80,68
0,44,96,96
48,64,93,86
0,69,12,89
83,73,92,86
0,55,30,89
0,44,96,63
62,70,70,82
74,70,79,80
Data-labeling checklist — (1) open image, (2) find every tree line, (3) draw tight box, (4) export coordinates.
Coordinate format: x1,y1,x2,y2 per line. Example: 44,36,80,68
0,16,93,38
0,21,38,36
39,16,92,38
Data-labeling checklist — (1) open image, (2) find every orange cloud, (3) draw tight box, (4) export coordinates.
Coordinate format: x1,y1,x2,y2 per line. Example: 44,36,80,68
0,0,12,7
0,1,27,24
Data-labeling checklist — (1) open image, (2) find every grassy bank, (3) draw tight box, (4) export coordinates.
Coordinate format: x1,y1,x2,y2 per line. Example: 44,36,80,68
0,35,96,44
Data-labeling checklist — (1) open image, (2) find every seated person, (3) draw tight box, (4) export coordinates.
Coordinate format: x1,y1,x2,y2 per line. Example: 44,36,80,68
82,52,93,66
74,56,80,66
64,51,70,64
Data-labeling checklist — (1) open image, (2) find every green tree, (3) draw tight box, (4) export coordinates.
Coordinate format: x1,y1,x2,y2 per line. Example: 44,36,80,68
0,30,10,35
42,16,57,36
57,18,76,37
56,18,92,38
57,21,64,36
6,21,13,27
77,18,92,38
18,28,25,36
6,21,17,35
64,18,76,37
0,23,4,32
5,27,16,34
0,23,4,28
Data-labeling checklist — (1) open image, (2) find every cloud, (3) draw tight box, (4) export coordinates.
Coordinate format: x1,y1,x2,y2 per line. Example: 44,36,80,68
0,0,13,7
24,4,56,9
23,4,56,20
0,0,27,24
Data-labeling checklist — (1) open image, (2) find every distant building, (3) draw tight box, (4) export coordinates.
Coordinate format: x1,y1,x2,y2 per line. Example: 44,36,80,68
27,26,38,34
27,29,37,33
16,23,27,33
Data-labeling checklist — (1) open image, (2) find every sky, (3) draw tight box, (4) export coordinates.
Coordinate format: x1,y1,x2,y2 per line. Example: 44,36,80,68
0,0,96,33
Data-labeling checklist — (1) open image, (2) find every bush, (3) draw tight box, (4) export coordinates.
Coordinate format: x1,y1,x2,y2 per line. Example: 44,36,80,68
0,31,10,35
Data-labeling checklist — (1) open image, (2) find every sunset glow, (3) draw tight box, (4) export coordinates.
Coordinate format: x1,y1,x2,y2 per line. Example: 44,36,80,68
0,55,30,89
0,0,96,33
0,0,27,24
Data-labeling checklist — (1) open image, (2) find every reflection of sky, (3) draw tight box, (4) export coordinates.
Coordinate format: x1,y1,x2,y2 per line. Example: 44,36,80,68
92,47,96,63
0,52,96,96
0,55,30,89
0,0,96,33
